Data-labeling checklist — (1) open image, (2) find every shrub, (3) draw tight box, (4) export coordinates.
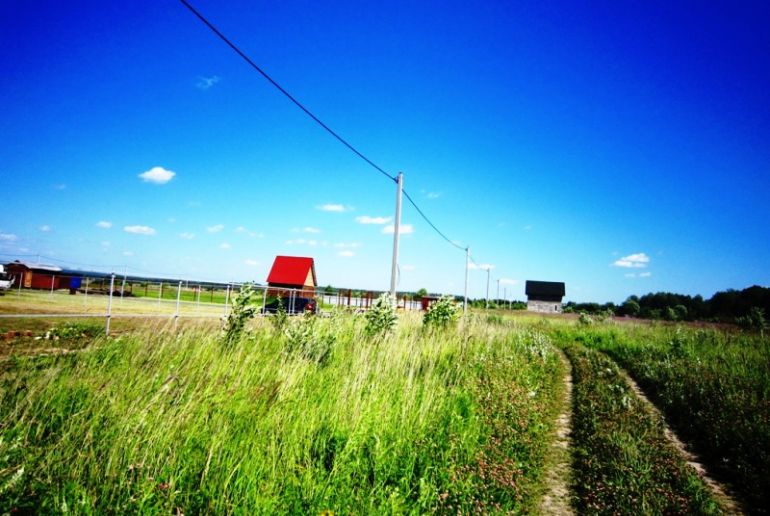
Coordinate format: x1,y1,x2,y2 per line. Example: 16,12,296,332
423,296,460,329
270,297,288,333
364,293,398,336
578,312,593,326
222,284,259,347
284,313,333,364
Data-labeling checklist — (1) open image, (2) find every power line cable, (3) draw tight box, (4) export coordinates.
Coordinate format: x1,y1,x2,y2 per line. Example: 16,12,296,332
401,189,467,252
179,0,395,183
180,1,485,270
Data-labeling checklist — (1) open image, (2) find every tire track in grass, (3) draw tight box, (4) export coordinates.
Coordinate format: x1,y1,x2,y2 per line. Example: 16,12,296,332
563,341,726,514
617,366,745,515
539,348,575,515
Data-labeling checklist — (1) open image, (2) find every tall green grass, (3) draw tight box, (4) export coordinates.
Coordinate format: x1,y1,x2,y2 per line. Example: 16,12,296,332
576,324,770,513
1,314,564,513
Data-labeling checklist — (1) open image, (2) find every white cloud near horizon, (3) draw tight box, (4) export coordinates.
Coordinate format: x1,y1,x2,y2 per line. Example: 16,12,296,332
316,203,350,213
338,250,354,257
207,224,224,233
123,251,134,256
356,215,391,225
382,224,414,235
427,191,441,199
179,232,195,240
138,166,176,185
124,225,156,235
96,221,112,229
613,252,650,268
219,242,231,249
39,225,51,232
639,271,652,277
499,278,518,285
0,233,17,242
244,259,259,266
196,75,220,90
468,262,495,271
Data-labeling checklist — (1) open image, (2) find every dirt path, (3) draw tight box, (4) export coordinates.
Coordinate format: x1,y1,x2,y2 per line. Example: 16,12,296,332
539,348,575,515
618,367,744,515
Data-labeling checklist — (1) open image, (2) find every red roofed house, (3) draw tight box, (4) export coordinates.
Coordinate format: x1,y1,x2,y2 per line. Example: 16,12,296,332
266,256,317,299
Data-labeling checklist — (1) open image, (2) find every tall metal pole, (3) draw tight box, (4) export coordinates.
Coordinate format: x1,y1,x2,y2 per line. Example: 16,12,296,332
496,279,500,304
485,268,490,309
463,247,470,314
389,172,403,299
120,265,127,304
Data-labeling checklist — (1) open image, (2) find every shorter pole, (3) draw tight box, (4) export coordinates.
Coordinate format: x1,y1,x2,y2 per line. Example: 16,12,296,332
84,277,89,307
50,275,55,297
174,280,182,331
223,284,231,317
158,281,163,307
106,273,115,336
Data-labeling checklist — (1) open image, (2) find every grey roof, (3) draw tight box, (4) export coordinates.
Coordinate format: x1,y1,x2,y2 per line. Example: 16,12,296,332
525,280,565,297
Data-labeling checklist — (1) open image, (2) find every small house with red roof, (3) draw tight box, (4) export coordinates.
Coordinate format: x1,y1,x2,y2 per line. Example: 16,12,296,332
266,255,317,298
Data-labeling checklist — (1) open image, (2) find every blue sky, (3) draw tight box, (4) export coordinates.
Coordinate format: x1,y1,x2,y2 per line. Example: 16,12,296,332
1,0,768,302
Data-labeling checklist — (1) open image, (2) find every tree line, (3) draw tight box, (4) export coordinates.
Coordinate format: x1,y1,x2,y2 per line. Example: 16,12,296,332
565,285,770,324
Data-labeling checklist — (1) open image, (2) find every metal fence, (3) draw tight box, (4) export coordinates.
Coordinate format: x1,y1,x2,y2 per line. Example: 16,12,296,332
0,273,423,336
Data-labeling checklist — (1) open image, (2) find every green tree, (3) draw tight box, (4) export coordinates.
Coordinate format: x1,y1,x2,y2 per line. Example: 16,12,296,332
416,288,428,298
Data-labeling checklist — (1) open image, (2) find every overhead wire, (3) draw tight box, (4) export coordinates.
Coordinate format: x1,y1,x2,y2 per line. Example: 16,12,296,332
180,1,502,283
179,0,395,183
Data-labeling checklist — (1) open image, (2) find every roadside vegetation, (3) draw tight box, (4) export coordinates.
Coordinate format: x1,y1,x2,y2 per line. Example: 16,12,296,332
578,324,770,513
559,340,724,514
0,312,565,514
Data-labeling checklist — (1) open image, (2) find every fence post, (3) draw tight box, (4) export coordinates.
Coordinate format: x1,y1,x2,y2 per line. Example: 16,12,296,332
158,281,163,307
223,284,231,318
174,280,182,331
105,273,115,336
290,288,296,314
50,275,55,297
262,285,269,314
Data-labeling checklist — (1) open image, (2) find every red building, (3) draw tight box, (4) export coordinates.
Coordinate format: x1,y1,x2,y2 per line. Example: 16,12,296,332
266,256,317,298
4,261,67,290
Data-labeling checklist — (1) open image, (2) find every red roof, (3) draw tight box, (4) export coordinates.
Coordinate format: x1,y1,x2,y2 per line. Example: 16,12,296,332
266,256,316,286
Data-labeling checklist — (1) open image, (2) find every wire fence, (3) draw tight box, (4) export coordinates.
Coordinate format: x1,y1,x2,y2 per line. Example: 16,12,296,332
0,273,424,336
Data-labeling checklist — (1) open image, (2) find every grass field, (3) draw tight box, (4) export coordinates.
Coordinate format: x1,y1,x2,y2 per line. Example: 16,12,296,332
1,292,768,514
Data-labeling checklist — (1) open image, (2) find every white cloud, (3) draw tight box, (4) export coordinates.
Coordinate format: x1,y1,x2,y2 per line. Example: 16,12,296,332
613,252,650,268
0,233,18,242
179,232,195,240
401,264,416,271
499,278,518,285
639,271,652,278
382,224,414,235
96,220,112,229
123,251,134,256
124,225,156,235
338,250,354,257
356,215,391,225
196,75,220,90
468,262,495,271
427,191,441,199
285,239,306,245
624,273,636,278
219,242,231,249
334,242,360,248
307,240,318,246
244,259,259,266
138,166,176,185
303,226,321,234
316,203,350,213
207,224,224,233
250,232,264,238
39,225,51,232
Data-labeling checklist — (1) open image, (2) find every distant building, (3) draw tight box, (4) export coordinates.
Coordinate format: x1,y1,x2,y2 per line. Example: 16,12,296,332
525,280,565,313
4,261,67,290
266,256,317,298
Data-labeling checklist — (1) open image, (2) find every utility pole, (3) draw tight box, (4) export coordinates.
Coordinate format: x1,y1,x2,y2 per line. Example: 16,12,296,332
389,171,403,300
496,279,500,304
485,267,490,309
463,247,470,315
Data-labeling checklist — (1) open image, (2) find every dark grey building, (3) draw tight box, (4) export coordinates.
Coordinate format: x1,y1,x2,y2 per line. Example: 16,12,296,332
525,280,566,313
